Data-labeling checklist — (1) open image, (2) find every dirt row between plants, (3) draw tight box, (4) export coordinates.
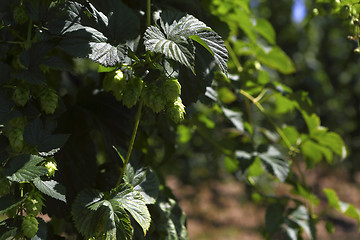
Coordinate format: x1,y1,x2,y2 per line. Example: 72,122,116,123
166,165,360,240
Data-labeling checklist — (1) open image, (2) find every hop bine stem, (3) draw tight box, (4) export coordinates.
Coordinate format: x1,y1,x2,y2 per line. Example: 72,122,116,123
116,100,144,187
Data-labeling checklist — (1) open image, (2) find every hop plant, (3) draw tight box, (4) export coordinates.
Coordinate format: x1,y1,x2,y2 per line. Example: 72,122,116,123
162,78,181,102
24,192,44,216
22,216,39,238
167,96,186,123
13,5,28,24
12,86,30,107
39,87,58,114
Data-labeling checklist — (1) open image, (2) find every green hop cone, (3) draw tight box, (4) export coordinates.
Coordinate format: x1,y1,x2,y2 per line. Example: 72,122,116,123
143,85,166,113
24,192,44,216
162,78,181,102
167,96,186,123
122,77,143,108
22,216,39,238
122,89,139,108
45,160,57,177
13,86,30,107
103,70,126,97
4,116,27,152
0,177,10,196
39,88,58,114
7,128,24,152
13,5,28,24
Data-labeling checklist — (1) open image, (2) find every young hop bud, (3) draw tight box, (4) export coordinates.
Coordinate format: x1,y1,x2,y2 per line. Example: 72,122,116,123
39,88,58,114
13,5,28,24
24,192,44,216
22,216,39,238
45,160,57,177
13,86,30,107
167,96,186,123
162,78,181,102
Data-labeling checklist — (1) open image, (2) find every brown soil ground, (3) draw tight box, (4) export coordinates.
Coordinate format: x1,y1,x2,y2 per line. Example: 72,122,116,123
166,165,360,240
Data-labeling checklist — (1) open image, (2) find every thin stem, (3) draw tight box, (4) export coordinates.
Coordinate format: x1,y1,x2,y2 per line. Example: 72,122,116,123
225,40,243,72
147,0,151,27
239,89,296,151
116,101,144,187
25,19,33,49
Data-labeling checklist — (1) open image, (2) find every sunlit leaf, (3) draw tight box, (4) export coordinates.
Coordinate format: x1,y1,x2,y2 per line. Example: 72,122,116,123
4,155,48,182
144,10,228,74
111,183,151,235
33,178,67,203
258,145,290,182
254,18,276,45
72,188,133,240
123,165,160,204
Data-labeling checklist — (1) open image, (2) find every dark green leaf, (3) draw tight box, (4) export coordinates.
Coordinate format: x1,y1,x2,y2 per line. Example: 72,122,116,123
33,178,67,203
31,218,47,240
23,118,69,153
4,155,48,182
50,1,139,67
72,188,133,240
151,194,189,240
0,62,10,83
0,195,25,215
111,183,151,235
0,94,15,125
265,204,284,233
123,165,160,204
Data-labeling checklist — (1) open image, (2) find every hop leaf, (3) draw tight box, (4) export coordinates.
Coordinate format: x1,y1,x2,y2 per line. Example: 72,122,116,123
22,216,39,238
39,88,58,114
13,5,28,24
167,96,186,123
162,78,181,102
12,86,30,107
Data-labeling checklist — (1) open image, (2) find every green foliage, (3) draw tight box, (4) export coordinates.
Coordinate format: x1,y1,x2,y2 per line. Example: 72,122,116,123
72,183,151,239
0,0,358,239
